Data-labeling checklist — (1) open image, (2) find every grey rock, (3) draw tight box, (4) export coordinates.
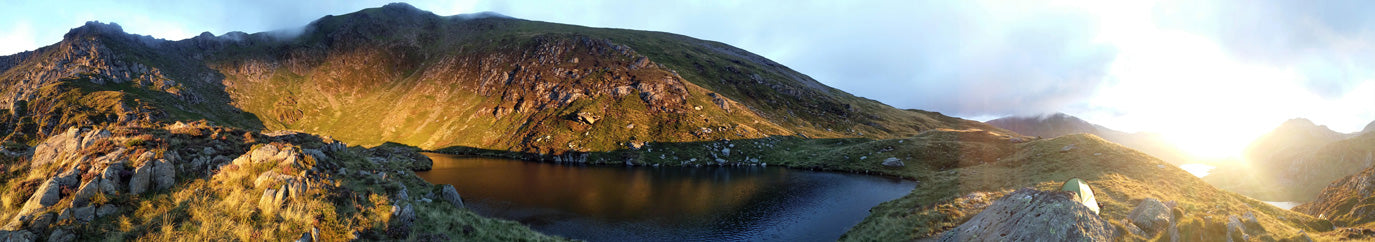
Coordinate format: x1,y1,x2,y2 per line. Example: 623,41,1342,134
73,206,94,222
128,161,152,195
939,188,1115,242
1124,221,1147,238
1127,198,1173,236
54,167,81,187
47,229,73,242
134,151,155,164
99,163,123,194
27,213,53,232
295,231,312,242
1226,215,1247,242
31,127,82,168
3,230,35,242
153,159,175,189
96,204,117,217
71,179,99,207
250,144,280,163
1061,144,1076,152
302,149,329,162
258,188,278,211
440,185,465,209
881,157,905,168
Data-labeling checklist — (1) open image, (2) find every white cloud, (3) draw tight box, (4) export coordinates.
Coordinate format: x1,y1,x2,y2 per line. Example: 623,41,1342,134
0,21,36,55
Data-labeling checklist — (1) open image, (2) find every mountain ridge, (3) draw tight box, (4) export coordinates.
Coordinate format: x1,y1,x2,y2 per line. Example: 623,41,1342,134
0,3,1011,155
986,112,1193,164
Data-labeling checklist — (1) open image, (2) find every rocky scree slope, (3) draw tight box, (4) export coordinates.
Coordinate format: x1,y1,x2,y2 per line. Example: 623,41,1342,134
1296,165,1375,228
0,3,1008,157
0,122,555,241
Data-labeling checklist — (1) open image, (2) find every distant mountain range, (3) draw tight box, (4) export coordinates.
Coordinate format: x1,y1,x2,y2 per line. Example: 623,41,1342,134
1206,118,1375,201
986,113,1192,164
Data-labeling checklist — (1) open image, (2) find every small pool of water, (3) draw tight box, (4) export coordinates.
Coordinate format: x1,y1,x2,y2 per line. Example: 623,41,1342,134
1263,201,1302,210
415,153,917,241
1179,163,1216,178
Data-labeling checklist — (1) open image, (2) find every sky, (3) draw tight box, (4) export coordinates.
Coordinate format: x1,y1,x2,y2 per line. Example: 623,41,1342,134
1,0,1372,160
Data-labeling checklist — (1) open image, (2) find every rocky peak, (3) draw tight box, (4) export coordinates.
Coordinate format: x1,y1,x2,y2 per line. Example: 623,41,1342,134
1362,120,1375,134
987,112,1101,138
62,21,126,40
1245,118,1345,162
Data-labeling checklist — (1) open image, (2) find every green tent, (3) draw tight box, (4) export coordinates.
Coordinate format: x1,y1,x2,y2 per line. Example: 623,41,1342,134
1061,178,1101,214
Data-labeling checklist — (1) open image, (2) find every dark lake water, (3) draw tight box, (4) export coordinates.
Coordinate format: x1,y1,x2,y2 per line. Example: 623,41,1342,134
415,153,917,241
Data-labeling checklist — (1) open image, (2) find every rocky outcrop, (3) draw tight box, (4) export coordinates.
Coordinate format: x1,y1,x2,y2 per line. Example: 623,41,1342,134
70,180,99,207
152,159,175,189
1126,198,1172,236
0,230,36,242
1295,165,1375,226
938,188,1115,241
30,128,111,168
128,161,152,195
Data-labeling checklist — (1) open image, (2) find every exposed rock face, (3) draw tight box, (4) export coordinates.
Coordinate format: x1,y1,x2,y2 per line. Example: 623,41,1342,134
1126,198,1173,236
938,188,1115,242
0,230,36,241
1296,166,1375,226
880,157,904,168
71,179,100,207
129,161,153,195
30,128,112,168
152,159,175,189
98,163,123,194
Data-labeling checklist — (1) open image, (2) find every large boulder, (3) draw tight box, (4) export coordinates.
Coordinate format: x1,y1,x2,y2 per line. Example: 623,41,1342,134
1,230,35,241
99,163,124,194
72,206,94,222
440,185,465,209
250,144,281,163
152,159,175,189
1126,198,1173,236
881,157,905,168
16,178,64,217
70,180,100,207
128,161,153,195
30,128,83,168
939,188,1115,241
47,228,74,242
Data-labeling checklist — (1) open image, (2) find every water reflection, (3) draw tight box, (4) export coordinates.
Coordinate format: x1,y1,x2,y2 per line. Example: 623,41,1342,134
417,153,917,241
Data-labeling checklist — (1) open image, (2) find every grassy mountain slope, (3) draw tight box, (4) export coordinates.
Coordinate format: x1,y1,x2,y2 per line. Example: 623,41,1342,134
6,3,1002,155
840,134,1333,241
